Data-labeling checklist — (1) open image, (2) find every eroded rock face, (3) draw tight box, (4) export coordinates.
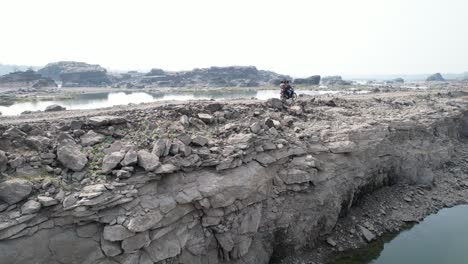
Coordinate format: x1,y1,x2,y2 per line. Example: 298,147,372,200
0,92,466,264
0,150,7,172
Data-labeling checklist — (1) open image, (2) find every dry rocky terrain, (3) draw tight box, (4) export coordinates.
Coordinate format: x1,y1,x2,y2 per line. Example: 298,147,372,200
0,90,468,264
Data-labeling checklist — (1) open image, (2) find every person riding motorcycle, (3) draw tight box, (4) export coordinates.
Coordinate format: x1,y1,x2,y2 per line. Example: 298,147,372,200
280,80,294,99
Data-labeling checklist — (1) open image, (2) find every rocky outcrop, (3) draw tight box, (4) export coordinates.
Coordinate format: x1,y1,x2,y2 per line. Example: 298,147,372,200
44,104,66,112
0,92,466,264
0,70,57,88
38,61,111,87
145,68,166,76
116,66,290,88
293,75,321,85
426,73,445,82
321,75,351,86
32,78,58,88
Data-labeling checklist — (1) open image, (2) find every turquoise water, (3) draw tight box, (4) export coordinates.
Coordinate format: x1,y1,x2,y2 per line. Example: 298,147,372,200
332,205,468,264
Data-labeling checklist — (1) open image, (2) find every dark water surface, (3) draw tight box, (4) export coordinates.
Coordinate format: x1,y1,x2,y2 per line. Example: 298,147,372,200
331,205,468,264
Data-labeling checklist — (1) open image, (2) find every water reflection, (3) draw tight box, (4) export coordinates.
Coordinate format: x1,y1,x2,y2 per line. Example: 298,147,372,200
0,89,368,116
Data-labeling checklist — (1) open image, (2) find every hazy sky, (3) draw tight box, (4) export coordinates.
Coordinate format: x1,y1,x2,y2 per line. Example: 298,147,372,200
1,0,467,76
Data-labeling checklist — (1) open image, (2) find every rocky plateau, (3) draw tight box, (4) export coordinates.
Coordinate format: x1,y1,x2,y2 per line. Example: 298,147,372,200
0,90,468,264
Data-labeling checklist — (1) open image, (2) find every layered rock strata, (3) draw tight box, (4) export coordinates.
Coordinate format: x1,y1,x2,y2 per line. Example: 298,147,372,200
0,92,466,264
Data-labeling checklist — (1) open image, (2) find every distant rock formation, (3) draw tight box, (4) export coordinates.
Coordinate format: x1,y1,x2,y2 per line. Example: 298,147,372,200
393,77,405,83
116,66,290,88
145,68,166,76
32,79,58,88
0,70,57,88
426,73,445,82
38,61,111,87
321,76,351,86
293,75,321,85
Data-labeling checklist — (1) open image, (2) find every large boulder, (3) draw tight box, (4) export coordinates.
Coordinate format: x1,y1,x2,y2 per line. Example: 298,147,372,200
38,61,111,87
426,73,445,82
102,152,125,174
137,150,160,171
0,179,33,204
45,104,66,112
57,141,88,172
80,130,105,146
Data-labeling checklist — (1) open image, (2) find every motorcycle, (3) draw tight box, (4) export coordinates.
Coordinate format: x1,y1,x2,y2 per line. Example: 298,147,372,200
280,88,298,101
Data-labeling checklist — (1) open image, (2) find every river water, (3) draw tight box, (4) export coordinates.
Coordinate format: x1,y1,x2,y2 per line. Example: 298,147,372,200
331,205,468,264
0,89,368,116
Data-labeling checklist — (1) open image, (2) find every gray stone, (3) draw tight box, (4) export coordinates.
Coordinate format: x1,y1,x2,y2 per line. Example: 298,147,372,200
113,170,132,179
326,237,337,247
198,113,214,124
266,98,283,109
70,120,83,130
328,141,357,154
76,224,99,238
37,196,59,207
191,136,208,147
159,196,177,213
48,229,104,264
101,237,122,257
152,138,171,157
88,116,126,127
206,103,223,112
227,133,255,145
102,152,125,174
45,104,66,112
155,163,178,174
359,225,375,242
250,122,262,134
0,179,33,205
216,232,235,251
137,150,160,171
103,224,135,241
57,141,88,172
175,186,202,204
25,136,52,150
180,115,190,127
21,200,41,214
144,233,181,262
127,211,163,232
115,252,140,264
80,130,105,146
0,150,7,172
254,153,277,165
121,149,138,166
122,231,150,253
